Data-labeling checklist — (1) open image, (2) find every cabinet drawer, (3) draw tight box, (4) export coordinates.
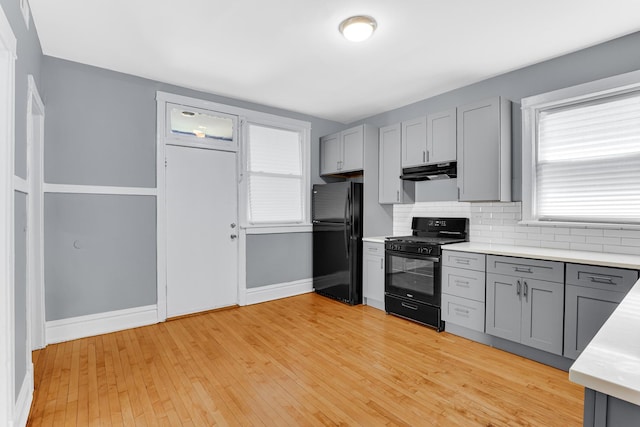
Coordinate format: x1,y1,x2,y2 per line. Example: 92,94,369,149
441,266,485,302
442,251,486,271
487,255,564,283
442,294,485,332
363,242,384,255
566,263,638,293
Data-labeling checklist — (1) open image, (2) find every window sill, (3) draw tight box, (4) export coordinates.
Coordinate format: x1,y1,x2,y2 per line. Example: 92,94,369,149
243,224,312,235
518,220,640,231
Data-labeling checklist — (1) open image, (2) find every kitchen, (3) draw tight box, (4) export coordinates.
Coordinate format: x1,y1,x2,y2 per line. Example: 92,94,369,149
3,0,640,425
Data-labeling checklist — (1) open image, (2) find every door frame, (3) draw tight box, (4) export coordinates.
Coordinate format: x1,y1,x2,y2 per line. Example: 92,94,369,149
26,75,45,350
0,4,18,425
156,92,247,321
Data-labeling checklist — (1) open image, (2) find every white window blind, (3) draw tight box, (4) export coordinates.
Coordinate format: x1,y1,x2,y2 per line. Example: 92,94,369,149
246,123,305,224
536,92,640,224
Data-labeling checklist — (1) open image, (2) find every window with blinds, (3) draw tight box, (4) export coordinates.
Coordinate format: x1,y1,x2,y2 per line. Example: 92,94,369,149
245,123,308,225
535,92,640,224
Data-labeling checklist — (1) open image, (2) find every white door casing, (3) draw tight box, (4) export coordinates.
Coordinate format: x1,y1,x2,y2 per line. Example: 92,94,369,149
0,4,17,425
26,75,45,350
165,145,239,317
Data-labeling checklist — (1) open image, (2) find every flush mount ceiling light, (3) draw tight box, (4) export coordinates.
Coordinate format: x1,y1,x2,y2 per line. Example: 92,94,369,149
339,15,377,42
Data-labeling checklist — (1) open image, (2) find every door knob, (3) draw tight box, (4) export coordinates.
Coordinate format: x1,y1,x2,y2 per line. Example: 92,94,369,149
230,234,237,239
230,223,236,228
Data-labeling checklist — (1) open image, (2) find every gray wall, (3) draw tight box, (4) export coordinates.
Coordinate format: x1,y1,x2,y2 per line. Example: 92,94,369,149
349,31,640,202
14,191,27,398
44,193,157,320
42,57,344,318
246,233,312,288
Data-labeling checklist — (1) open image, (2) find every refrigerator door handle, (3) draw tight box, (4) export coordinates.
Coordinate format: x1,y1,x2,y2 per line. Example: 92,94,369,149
344,188,351,260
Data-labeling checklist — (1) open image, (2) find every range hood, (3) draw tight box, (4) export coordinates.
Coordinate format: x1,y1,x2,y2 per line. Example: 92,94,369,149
400,162,457,181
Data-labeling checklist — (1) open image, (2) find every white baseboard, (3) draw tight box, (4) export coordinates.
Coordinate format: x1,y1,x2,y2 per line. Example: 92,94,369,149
13,365,33,427
364,297,385,312
244,278,313,305
46,305,158,344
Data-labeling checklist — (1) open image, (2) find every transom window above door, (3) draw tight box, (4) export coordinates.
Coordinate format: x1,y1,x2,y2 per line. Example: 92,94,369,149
166,103,237,151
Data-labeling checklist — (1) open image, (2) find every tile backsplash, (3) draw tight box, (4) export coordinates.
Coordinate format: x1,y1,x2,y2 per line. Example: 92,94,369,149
393,201,640,256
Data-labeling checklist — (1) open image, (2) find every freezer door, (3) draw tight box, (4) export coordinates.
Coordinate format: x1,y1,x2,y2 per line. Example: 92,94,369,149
312,182,350,223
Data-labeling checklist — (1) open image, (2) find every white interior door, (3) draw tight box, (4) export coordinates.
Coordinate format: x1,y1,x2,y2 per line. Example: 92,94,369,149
165,145,238,317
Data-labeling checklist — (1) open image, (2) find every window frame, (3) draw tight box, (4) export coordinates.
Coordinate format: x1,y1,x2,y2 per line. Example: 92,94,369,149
239,114,311,232
521,69,640,229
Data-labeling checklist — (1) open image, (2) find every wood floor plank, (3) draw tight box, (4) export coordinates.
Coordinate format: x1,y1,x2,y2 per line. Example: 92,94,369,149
27,293,583,426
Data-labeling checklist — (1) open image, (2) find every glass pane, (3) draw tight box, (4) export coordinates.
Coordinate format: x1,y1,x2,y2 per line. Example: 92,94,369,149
248,175,303,223
248,124,301,175
388,255,435,296
170,107,233,141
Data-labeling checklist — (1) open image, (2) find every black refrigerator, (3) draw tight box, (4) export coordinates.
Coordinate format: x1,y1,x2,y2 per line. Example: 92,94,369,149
312,182,363,305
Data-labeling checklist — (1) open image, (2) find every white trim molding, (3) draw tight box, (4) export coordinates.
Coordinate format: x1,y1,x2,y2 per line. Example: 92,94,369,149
26,74,45,351
0,5,17,426
244,278,313,306
45,305,158,345
12,176,27,193
244,224,312,234
13,367,32,427
43,183,157,196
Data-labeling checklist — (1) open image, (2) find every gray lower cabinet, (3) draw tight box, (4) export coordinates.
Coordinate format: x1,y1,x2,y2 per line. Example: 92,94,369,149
441,251,486,332
363,242,385,311
564,263,639,359
584,389,640,427
486,255,565,355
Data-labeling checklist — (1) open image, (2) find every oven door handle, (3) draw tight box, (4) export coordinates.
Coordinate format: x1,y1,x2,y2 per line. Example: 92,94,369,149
385,252,441,264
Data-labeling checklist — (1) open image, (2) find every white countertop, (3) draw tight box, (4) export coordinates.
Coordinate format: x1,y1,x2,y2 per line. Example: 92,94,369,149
569,278,640,406
443,242,640,270
362,236,387,244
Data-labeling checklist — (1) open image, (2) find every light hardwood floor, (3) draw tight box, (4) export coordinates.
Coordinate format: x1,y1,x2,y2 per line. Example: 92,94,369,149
28,293,583,426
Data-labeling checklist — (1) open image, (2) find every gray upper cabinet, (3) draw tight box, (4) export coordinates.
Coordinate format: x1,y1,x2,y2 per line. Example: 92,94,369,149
564,264,639,359
457,97,511,202
401,110,456,169
379,124,413,204
341,126,365,172
319,132,341,175
486,255,564,355
427,108,457,163
401,116,427,168
320,125,364,175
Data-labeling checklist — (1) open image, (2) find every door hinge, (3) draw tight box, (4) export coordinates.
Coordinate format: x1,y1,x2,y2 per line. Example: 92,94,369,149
165,157,168,168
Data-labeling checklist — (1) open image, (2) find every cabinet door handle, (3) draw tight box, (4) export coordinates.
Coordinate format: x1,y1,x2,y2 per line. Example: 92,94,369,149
588,275,615,285
523,281,528,299
396,190,400,201
426,150,430,162
517,280,521,296
455,280,470,288
422,151,426,162
380,258,383,269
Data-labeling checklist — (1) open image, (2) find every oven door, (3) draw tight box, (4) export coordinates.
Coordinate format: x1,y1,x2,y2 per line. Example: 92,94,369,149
385,251,441,306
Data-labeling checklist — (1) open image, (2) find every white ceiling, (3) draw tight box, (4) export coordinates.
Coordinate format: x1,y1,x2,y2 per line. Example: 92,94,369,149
29,0,640,124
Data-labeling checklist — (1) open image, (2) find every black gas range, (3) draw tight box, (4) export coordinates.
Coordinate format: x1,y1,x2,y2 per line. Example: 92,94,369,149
385,217,468,331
